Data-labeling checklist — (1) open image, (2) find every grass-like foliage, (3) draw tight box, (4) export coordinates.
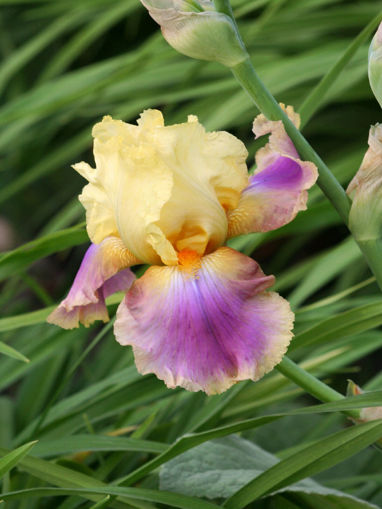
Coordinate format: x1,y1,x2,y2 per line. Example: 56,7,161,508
1,0,382,508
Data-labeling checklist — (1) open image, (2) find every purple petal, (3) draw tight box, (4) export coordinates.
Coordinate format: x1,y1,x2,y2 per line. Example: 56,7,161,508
47,237,137,329
228,112,318,237
114,247,293,394
251,156,304,189
252,104,301,167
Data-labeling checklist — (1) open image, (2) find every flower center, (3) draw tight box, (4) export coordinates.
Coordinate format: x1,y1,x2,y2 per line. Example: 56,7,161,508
177,248,202,274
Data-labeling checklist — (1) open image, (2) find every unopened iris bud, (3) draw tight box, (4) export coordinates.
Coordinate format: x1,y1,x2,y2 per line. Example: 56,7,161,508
347,380,382,422
347,124,382,241
369,22,382,108
140,0,248,67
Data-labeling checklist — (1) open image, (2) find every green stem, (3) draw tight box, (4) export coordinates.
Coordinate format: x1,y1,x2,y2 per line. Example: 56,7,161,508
231,58,351,223
276,357,360,419
231,57,382,292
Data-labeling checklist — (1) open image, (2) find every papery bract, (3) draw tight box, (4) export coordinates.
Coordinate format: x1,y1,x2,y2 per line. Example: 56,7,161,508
347,124,382,241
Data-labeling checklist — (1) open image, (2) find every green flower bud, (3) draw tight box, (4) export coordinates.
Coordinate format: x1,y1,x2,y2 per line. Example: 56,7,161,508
369,22,382,108
140,0,248,68
347,124,382,241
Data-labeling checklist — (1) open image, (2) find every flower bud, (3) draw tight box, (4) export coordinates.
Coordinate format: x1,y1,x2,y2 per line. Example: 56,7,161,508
347,124,382,241
369,22,382,108
347,380,382,422
140,0,248,67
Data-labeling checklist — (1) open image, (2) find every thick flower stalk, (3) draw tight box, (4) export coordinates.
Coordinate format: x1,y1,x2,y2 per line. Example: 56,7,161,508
48,107,317,394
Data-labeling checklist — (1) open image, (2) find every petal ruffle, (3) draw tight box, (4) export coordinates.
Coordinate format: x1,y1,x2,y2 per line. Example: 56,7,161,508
156,114,249,257
47,237,137,329
75,111,249,265
227,105,318,237
76,114,175,265
114,247,294,394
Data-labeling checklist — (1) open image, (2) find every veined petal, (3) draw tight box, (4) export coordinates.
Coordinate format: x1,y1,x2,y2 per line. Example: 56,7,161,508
154,114,248,211
75,111,248,265
75,162,119,245
114,247,293,394
227,156,316,235
77,114,175,265
253,103,300,168
227,105,317,237
152,113,248,256
47,237,138,329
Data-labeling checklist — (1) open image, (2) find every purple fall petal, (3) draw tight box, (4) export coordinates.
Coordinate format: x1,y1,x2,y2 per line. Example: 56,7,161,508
228,105,318,237
47,237,136,329
114,247,293,394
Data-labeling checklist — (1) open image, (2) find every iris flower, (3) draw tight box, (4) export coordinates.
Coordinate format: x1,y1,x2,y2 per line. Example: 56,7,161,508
48,107,317,394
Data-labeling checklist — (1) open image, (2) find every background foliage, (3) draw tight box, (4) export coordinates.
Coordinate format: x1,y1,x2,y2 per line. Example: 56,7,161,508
1,0,382,507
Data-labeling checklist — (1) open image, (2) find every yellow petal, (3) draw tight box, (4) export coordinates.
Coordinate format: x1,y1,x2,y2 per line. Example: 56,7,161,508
76,114,174,264
149,115,249,256
74,163,119,244
74,111,249,265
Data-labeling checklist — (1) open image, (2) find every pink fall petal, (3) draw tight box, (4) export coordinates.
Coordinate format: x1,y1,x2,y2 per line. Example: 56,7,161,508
252,104,301,168
47,237,137,329
114,247,294,395
228,105,318,237
227,156,316,235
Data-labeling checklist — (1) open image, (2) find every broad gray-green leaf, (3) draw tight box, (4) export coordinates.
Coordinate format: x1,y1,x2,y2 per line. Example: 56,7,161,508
160,436,378,509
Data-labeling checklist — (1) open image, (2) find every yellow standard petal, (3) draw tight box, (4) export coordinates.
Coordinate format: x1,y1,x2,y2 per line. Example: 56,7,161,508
148,113,248,256
74,110,249,265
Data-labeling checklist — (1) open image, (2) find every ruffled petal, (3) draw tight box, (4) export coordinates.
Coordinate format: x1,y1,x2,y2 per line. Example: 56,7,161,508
74,162,119,245
75,111,248,265
76,114,175,265
253,103,301,167
154,114,248,211
47,237,137,329
148,113,248,257
227,104,318,237
227,156,316,235
114,247,293,394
